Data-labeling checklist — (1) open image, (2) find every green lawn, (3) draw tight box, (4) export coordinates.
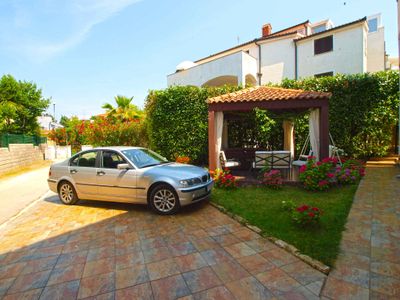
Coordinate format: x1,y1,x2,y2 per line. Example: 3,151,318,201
211,185,358,267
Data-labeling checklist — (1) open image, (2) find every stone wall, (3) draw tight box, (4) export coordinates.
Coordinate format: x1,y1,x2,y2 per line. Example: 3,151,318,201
0,144,44,175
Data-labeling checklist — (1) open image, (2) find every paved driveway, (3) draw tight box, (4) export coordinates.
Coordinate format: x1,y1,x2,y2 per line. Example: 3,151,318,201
0,194,326,299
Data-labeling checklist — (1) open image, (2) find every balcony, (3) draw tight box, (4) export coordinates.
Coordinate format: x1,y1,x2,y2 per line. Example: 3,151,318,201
167,51,258,87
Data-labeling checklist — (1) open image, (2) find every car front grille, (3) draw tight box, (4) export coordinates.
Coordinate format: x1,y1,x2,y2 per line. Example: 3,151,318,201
202,175,208,183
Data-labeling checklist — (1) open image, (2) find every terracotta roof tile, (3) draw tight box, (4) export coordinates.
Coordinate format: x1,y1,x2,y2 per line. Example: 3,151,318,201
207,86,331,104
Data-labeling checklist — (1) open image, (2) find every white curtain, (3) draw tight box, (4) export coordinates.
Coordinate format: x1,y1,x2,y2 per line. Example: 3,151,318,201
215,112,224,168
282,120,294,158
222,120,228,150
309,109,320,161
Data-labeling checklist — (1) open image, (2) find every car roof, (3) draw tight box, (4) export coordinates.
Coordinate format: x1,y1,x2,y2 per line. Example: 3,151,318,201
91,146,145,151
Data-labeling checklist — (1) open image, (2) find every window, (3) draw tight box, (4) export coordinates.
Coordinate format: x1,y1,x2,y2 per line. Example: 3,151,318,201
314,71,334,78
314,35,333,55
368,18,378,33
70,151,97,167
312,25,326,34
102,151,126,169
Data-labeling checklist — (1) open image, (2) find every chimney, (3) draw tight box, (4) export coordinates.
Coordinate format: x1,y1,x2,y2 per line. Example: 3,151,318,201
262,23,272,37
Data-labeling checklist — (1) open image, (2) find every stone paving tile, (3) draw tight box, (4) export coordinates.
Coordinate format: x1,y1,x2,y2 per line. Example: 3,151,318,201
225,276,275,300
192,285,235,300
281,261,327,286
115,282,152,300
40,280,80,300
211,260,249,283
115,264,149,290
256,268,302,294
237,253,275,275
174,252,208,273
0,194,331,300
182,266,222,293
147,257,181,281
78,272,115,299
321,166,400,299
7,269,51,294
151,274,191,300
2,288,43,300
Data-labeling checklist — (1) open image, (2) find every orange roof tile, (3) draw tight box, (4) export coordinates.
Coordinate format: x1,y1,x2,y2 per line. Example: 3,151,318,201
207,86,331,104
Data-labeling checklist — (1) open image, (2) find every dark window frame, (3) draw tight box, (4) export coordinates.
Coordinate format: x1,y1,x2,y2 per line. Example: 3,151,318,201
314,71,334,78
100,150,128,169
69,150,100,168
314,35,333,55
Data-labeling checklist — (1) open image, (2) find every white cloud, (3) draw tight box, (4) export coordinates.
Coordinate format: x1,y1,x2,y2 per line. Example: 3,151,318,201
2,0,141,62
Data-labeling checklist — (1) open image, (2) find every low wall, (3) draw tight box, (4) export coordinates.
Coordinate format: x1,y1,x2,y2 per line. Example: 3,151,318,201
0,144,44,175
43,145,71,160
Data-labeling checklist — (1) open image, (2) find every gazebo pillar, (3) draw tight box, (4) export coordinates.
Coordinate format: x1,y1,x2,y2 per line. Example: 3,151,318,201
208,110,217,170
319,105,329,159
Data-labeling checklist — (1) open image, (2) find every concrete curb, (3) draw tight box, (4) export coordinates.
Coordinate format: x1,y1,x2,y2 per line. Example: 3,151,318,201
209,201,331,275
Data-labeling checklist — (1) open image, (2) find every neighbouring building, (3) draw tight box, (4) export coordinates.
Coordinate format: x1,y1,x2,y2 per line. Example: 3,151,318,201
37,115,63,131
167,14,386,87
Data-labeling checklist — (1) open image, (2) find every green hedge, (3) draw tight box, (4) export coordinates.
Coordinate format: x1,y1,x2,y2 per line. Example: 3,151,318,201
280,71,399,158
145,71,399,165
145,85,241,164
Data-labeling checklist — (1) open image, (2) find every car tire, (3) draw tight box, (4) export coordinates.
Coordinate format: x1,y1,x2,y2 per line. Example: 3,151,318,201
149,184,180,215
58,181,79,205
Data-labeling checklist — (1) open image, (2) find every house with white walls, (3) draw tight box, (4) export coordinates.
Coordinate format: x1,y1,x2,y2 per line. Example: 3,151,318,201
167,14,386,87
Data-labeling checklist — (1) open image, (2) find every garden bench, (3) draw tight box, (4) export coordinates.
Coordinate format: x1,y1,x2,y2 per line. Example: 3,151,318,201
252,150,291,170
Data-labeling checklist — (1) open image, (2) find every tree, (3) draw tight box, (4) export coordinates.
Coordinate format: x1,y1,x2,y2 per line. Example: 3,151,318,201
102,95,143,122
0,74,50,134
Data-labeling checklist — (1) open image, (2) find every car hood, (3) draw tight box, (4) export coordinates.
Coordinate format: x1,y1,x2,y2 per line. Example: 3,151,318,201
143,163,208,180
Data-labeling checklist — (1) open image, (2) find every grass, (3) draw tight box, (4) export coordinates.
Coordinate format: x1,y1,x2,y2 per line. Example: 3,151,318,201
0,160,52,181
211,184,358,267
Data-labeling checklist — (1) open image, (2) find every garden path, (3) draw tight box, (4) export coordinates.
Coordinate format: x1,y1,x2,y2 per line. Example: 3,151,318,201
321,166,400,299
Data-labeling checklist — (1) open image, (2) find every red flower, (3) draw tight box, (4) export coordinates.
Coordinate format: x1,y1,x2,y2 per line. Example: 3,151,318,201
312,207,319,212
308,212,315,218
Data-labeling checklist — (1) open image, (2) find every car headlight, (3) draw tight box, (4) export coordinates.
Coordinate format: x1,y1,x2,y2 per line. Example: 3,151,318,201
180,177,201,187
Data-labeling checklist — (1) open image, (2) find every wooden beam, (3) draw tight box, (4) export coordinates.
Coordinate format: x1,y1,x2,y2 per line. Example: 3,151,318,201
208,111,217,170
319,105,329,159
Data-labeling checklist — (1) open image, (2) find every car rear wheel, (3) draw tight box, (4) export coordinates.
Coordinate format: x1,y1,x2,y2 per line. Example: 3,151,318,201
58,181,79,205
149,184,180,215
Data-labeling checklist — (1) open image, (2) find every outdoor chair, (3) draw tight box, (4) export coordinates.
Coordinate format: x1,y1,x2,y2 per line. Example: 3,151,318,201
219,151,240,169
292,150,313,167
252,150,291,170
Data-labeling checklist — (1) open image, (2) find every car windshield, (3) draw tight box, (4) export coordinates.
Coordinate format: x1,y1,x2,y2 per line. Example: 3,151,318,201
121,148,169,168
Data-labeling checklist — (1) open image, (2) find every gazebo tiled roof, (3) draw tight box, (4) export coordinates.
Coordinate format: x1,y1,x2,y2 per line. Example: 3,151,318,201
207,86,331,104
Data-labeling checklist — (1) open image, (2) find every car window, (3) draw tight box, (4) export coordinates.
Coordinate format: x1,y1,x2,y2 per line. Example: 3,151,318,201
122,148,168,168
77,151,97,167
102,151,126,169
70,155,79,166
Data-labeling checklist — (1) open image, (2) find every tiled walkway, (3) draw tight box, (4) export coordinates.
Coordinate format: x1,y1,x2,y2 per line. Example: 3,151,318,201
0,193,326,300
322,166,400,299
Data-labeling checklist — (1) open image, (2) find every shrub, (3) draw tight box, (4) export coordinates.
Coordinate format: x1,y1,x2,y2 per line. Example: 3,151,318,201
335,159,365,184
291,204,323,226
281,71,399,158
263,169,283,189
145,85,241,165
281,200,296,212
212,168,237,189
299,157,338,191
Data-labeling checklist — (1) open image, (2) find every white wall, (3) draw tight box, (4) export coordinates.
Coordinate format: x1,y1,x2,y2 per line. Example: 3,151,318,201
367,27,385,72
260,37,296,84
296,24,366,78
167,51,257,87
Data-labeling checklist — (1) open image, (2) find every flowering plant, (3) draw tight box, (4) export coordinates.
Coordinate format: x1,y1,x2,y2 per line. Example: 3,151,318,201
336,159,365,184
212,168,237,189
291,204,323,226
175,156,190,164
299,156,338,191
263,169,283,189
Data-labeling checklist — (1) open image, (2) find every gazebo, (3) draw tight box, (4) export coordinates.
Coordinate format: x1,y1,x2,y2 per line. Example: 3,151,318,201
207,86,331,170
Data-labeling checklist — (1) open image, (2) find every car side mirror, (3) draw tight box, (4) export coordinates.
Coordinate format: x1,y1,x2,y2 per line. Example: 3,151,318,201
117,163,131,170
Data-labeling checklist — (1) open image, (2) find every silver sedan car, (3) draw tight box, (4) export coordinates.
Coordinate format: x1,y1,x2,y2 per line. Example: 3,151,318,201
47,147,213,214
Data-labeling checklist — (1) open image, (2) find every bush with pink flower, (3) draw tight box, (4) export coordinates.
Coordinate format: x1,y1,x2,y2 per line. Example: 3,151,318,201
299,156,365,191
263,169,283,189
291,204,323,226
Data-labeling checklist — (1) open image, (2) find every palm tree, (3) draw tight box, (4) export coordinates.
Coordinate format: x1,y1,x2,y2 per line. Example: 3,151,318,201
102,95,143,122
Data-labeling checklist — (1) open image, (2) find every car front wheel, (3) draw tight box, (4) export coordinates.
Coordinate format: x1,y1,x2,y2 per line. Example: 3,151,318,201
149,184,180,215
58,181,79,205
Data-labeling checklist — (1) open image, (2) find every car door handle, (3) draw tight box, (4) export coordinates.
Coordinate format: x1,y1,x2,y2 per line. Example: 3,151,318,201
97,171,106,176
70,169,78,174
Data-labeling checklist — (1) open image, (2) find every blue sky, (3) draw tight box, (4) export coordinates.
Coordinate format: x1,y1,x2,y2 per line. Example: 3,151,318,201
0,0,397,119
